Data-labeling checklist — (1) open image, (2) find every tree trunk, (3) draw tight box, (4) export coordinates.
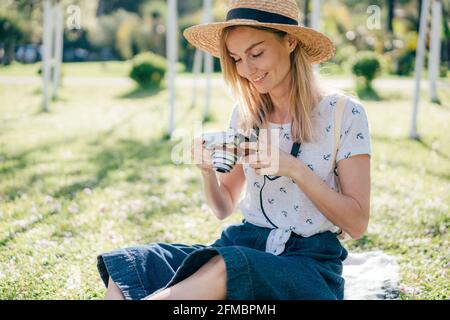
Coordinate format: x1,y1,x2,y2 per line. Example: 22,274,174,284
387,0,395,32
416,0,422,32
441,1,450,69
3,39,16,65
96,0,105,17
304,0,310,27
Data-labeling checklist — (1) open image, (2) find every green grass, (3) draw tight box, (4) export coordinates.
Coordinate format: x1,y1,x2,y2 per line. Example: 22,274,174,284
0,61,220,79
0,61,130,78
0,70,449,299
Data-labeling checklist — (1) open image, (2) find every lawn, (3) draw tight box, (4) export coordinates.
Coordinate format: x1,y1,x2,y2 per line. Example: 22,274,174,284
0,64,449,299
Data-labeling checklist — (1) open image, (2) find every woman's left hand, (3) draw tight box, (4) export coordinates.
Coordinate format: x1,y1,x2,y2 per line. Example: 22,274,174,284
239,133,297,177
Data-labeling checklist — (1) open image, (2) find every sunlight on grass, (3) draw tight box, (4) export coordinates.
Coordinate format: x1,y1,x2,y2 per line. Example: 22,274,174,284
0,71,448,299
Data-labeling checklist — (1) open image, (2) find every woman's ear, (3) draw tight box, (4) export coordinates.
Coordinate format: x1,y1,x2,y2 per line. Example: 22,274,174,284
286,34,298,53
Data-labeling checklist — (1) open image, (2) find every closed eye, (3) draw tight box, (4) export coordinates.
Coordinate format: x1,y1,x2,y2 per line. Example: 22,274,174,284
233,52,263,63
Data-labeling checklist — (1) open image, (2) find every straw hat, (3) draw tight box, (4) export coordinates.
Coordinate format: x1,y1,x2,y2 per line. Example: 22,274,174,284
183,0,336,64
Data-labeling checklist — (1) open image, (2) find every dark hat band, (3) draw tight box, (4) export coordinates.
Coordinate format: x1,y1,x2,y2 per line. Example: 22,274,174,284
226,7,298,26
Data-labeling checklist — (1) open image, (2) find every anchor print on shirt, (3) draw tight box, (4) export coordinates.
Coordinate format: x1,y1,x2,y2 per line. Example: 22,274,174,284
279,187,287,194
281,210,288,217
268,198,275,205
323,154,331,161
307,164,314,171
278,230,291,240
326,124,331,133
352,107,361,115
283,133,291,140
329,100,337,107
344,152,352,159
356,132,364,140
253,182,261,189
305,219,314,225
294,204,300,212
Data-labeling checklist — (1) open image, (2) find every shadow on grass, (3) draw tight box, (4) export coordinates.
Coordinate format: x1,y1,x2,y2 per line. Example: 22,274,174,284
356,85,381,101
371,134,450,181
373,134,450,162
0,135,179,246
52,134,176,199
0,209,59,247
118,85,162,100
415,137,450,162
0,98,149,182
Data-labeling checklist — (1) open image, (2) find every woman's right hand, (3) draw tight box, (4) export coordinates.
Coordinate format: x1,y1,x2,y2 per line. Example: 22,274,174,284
192,137,215,174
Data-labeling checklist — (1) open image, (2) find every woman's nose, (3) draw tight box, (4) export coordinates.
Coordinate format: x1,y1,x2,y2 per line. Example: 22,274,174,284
242,60,257,79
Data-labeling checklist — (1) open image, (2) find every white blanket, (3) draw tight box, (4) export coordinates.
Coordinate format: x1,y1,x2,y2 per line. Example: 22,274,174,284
343,251,401,300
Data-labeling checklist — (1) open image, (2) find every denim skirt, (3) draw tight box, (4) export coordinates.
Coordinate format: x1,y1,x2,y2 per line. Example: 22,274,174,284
97,219,348,300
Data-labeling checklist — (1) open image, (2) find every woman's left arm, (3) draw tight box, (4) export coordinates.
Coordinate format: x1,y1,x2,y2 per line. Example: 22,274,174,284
289,154,371,240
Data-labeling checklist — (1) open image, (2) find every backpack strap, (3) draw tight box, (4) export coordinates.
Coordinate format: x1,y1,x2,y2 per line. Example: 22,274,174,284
332,96,347,193
332,96,353,241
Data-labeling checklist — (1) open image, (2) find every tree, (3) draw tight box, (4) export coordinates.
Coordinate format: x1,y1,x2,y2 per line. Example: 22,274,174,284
387,0,395,32
0,14,25,65
96,0,149,16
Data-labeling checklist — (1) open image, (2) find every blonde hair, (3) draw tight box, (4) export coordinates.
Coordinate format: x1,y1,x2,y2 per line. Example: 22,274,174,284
220,26,323,143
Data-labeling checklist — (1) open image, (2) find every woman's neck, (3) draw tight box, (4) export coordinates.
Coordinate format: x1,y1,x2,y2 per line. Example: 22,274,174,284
269,111,289,124
268,77,292,124
269,96,291,124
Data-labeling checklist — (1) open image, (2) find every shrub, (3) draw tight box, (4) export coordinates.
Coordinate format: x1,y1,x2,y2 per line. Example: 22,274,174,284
351,51,381,84
396,50,415,76
351,51,381,100
0,14,25,65
129,51,167,88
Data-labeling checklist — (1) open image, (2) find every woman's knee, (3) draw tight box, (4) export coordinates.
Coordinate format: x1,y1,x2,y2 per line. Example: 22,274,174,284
105,277,125,300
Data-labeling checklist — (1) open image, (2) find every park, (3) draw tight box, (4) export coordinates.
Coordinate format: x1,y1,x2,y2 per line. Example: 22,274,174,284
0,0,449,300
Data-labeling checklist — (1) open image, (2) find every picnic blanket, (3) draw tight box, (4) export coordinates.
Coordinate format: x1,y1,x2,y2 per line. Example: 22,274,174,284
343,250,401,300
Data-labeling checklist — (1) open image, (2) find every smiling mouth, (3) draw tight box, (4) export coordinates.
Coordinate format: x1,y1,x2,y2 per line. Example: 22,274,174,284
253,73,268,84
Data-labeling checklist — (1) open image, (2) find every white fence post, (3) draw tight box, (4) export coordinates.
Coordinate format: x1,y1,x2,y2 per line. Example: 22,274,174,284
311,0,320,74
167,0,178,138
203,0,213,121
52,0,64,100
42,0,53,112
410,0,430,139
191,48,203,108
428,0,442,103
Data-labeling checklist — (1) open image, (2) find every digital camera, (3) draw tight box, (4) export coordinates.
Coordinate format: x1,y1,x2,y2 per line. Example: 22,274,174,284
202,129,258,173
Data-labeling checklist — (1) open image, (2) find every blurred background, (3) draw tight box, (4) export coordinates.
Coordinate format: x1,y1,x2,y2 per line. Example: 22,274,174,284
0,0,448,300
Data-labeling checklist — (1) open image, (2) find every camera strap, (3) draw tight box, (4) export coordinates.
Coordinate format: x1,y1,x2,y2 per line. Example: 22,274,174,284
253,126,301,229
253,126,301,176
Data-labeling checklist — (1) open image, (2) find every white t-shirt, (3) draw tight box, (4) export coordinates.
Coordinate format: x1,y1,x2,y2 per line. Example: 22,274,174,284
227,93,372,255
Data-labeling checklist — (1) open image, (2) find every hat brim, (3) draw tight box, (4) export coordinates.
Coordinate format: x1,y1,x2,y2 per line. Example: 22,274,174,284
183,20,336,64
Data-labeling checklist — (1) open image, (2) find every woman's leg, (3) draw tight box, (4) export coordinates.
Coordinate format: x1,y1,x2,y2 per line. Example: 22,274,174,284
145,254,227,300
104,277,125,300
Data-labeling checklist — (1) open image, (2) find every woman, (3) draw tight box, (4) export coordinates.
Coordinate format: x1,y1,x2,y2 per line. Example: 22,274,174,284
97,0,371,300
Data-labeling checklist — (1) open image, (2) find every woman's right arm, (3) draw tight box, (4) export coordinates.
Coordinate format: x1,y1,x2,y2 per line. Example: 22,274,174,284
201,164,246,220
192,137,246,220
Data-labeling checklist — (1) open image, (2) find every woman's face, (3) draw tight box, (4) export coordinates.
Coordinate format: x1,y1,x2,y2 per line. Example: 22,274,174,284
226,26,297,94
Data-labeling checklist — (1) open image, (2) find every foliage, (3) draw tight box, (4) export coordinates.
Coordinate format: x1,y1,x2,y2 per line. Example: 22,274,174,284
396,50,416,76
351,51,382,99
0,14,25,65
129,51,167,88
96,0,149,16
